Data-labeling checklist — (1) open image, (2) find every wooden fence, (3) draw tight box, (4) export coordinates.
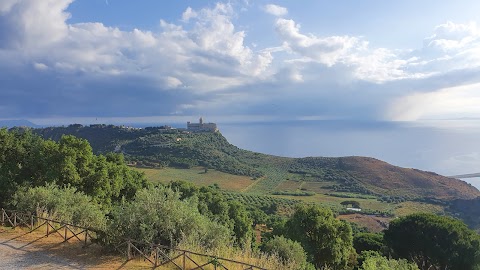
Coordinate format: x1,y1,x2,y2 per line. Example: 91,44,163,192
115,239,268,270
1,208,97,247
1,208,267,270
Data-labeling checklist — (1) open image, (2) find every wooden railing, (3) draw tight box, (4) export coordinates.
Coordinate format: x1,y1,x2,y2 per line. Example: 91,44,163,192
1,208,97,247
1,208,267,270
116,239,267,270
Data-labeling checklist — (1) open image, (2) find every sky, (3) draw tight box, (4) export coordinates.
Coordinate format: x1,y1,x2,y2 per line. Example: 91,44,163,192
2,0,480,182
1,0,480,124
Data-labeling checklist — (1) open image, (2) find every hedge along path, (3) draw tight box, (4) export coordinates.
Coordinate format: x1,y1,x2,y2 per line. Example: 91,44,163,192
1,208,268,270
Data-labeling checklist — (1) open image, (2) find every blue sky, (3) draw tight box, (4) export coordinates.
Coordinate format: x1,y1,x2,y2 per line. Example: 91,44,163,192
1,0,480,125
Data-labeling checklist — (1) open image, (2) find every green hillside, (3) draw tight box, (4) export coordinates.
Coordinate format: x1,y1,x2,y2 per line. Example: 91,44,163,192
32,124,480,202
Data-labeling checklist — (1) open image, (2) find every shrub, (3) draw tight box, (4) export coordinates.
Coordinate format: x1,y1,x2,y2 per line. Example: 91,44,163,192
360,254,419,270
12,183,106,229
103,186,233,251
262,236,308,268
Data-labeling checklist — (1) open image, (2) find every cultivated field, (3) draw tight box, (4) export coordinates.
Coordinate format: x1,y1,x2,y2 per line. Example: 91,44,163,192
135,167,255,191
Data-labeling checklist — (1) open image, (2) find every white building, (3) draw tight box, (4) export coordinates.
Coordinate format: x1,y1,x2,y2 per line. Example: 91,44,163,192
187,117,218,132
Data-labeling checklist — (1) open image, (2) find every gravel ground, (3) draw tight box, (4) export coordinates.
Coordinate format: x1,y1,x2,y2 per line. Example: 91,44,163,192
0,236,86,270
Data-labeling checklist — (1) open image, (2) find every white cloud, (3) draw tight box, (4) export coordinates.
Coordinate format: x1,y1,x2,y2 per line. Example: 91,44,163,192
274,18,413,82
33,62,48,70
182,7,197,22
387,82,480,121
0,0,72,49
264,4,288,17
0,1,274,93
2,1,480,122
165,76,183,89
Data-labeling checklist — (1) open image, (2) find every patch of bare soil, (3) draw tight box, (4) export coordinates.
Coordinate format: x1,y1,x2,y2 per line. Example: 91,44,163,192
337,214,391,232
0,227,150,269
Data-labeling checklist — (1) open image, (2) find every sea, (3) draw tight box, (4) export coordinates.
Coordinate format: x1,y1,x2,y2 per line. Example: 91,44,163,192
217,120,480,190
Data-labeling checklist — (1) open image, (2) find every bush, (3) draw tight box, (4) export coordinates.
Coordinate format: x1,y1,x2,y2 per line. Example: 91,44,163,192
12,183,106,229
103,186,233,251
360,254,419,270
284,204,354,269
384,213,480,270
353,233,386,254
262,236,308,268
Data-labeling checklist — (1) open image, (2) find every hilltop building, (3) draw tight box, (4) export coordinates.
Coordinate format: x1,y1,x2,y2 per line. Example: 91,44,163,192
187,117,218,132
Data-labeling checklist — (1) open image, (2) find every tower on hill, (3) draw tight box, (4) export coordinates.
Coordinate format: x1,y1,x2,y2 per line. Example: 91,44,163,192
187,117,218,132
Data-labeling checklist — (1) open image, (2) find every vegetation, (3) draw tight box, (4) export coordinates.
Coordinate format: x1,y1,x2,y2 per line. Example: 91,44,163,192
2,127,480,269
360,255,419,270
32,124,480,201
13,183,106,229
283,204,355,269
261,236,311,269
103,186,232,250
384,213,480,270
0,128,148,207
353,233,386,255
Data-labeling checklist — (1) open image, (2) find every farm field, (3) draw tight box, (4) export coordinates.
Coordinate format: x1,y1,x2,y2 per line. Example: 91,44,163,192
135,167,255,191
136,167,448,221
272,193,394,212
393,201,445,216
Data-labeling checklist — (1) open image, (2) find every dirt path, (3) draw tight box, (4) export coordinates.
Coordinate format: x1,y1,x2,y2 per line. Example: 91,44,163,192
0,227,148,270
0,237,84,269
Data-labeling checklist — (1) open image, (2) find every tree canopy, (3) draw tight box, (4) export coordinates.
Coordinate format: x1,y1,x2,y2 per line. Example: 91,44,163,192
0,128,147,207
384,213,480,270
284,204,354,269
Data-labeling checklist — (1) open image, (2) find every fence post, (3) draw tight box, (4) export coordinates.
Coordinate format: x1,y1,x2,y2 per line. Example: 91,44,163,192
84,230,88,247
183,251,186,270
13,212,17,228
30,215,34,231
46,220,49,236
64,225,68,241
127,241,132,260
1,209,4,225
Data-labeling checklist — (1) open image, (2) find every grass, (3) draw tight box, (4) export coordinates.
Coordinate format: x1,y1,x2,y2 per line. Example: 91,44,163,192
394,201,445,216
272,193,394,212
135,167,255,192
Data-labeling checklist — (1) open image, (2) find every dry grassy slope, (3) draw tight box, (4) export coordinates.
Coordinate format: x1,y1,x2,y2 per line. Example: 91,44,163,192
338,156,480,199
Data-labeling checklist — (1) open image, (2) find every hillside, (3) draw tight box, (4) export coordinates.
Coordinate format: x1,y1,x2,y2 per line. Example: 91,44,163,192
30,124,480,201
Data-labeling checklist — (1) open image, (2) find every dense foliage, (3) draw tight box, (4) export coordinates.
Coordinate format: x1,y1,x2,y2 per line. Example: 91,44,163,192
261,235,310,269
0,128,147,207
360,255,419,270
384,213,480,270
283,204,354,269
103,186,232,250
3,127,480,270
168,181,254,245
353,233,386,254
13,184,106,229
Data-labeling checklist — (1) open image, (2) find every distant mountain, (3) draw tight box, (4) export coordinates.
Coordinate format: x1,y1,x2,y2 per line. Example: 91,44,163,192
0,119,39,128
33,124,480,201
